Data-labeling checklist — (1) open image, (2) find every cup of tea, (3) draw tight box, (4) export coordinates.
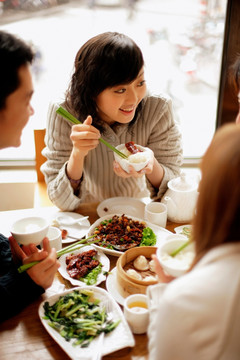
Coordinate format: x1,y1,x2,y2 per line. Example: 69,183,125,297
46,226,62,251
123,294,149,334
144,202,167,228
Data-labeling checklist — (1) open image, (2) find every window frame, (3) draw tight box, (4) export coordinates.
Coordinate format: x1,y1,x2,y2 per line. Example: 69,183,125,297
1,0,237,170
216,0,240,127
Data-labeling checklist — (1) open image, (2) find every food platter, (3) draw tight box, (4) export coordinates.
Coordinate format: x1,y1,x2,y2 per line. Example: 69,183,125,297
39,287,135,359
58,245,110,287
97,197,146,218
51,211,90,244
87,213,171,257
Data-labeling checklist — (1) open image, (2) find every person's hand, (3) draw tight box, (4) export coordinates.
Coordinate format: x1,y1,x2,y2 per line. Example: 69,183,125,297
70,115,100,157
151,254,174,283
9,236,60,290
113,149,154,178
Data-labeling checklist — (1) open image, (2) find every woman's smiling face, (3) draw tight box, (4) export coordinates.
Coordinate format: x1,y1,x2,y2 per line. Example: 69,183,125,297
95,68,147,125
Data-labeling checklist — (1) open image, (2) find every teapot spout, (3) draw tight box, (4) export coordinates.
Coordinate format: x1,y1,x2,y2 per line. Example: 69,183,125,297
164,196,177,219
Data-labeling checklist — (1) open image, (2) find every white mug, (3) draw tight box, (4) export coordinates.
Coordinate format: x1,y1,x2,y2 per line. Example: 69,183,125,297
123,294,149,334
46,226,62,251
144,202,167,228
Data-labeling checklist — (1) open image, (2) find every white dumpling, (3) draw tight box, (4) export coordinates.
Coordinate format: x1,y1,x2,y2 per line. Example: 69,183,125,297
126,269,142,280
149,259,156,273
133,255,149,271
142,275,157,282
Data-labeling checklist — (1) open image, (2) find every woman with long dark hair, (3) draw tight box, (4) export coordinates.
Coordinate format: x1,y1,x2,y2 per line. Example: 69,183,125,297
42,32,183,211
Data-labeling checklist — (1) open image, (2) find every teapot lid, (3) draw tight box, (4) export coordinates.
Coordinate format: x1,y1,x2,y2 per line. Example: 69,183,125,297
169,173,198,191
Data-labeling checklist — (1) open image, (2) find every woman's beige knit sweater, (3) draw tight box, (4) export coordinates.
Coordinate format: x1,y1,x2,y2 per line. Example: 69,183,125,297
41,94,183,211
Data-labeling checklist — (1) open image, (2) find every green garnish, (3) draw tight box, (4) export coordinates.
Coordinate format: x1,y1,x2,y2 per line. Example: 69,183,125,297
56,106,128,159
80,264,102,285
140,227,157,247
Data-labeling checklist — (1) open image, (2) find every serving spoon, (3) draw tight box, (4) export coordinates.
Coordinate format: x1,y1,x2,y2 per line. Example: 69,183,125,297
56,214,89,226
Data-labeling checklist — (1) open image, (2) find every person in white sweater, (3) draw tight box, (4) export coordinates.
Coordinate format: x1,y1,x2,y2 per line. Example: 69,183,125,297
147,122,240,360
41,32,183,211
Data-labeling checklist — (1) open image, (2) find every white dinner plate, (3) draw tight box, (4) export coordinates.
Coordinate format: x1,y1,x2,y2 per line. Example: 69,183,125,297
87,213,171,257
97,197,146,218
106,267,125,306
51,211,91,244
39,286,135,359
58,245,110,287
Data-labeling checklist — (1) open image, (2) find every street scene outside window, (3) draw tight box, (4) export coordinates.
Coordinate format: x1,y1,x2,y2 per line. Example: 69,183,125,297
0,0,227,162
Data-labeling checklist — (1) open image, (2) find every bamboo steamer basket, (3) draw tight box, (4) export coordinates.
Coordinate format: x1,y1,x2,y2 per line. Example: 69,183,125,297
116,246,158,298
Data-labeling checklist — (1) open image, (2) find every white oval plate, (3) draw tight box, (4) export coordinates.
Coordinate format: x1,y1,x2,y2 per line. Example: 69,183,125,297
97,197,146,218
39,286,135,360
51,211,90,244
58,245,110,287
87,213,171,257
106,267,125,306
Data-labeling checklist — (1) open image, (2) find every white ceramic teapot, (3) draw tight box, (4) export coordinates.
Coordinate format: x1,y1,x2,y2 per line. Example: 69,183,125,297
161,173,199,223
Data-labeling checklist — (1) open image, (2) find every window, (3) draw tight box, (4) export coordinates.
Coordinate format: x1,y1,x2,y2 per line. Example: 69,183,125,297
0,0,229,164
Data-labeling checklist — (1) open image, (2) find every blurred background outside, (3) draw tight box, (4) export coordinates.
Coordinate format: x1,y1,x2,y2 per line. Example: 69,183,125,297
0,0,227,163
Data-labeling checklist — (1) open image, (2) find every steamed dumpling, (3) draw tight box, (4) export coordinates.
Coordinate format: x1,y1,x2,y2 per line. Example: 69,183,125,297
126,268,142,280
149,259,156,273
142,275,157,282
133,255,149,271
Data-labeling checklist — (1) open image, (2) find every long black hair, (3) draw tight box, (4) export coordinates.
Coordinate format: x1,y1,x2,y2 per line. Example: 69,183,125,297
65,32,144,130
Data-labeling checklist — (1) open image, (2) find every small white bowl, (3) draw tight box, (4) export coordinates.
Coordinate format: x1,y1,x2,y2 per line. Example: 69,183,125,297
11,216,49,246
156,235,195,277
114,144,151,173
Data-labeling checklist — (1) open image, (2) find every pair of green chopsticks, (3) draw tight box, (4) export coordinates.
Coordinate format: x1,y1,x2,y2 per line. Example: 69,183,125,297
56,106,128,159
17,235,98,273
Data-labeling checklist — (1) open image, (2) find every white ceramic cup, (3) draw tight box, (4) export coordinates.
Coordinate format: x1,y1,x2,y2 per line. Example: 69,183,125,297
123,294,149,334
144,202,167,228
46,226,62,251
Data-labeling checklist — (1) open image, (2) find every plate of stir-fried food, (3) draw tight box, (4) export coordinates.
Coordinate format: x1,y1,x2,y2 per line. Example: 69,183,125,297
87,214,171,257
39,287,135,359
58,245,110,287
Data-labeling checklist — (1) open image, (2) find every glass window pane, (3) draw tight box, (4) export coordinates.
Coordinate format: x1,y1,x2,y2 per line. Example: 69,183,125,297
0,0,227,161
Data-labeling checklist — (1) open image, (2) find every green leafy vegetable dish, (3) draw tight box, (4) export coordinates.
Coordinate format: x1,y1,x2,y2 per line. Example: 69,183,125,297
43,289,120,348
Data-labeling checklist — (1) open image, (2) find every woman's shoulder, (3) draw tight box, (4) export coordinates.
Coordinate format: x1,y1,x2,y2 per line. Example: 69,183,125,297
143,92,172,105
46,100,73,130
142,92,172,112
47,99,65,114
140,92,173,123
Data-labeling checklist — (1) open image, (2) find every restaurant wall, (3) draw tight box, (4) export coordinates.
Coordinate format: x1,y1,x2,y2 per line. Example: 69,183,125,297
0,171,35,211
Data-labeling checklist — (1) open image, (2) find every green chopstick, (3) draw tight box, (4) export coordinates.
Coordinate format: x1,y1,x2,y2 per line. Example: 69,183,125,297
56,106,128,159
170,240,190,257
170,226,192,257
17,235,98,273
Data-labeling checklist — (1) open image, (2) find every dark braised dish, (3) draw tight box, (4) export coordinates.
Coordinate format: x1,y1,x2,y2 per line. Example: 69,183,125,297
93,214,156,251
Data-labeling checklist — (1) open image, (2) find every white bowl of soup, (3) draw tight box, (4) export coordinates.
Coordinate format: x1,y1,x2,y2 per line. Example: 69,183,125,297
156,235,195,277
11,216,49,246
